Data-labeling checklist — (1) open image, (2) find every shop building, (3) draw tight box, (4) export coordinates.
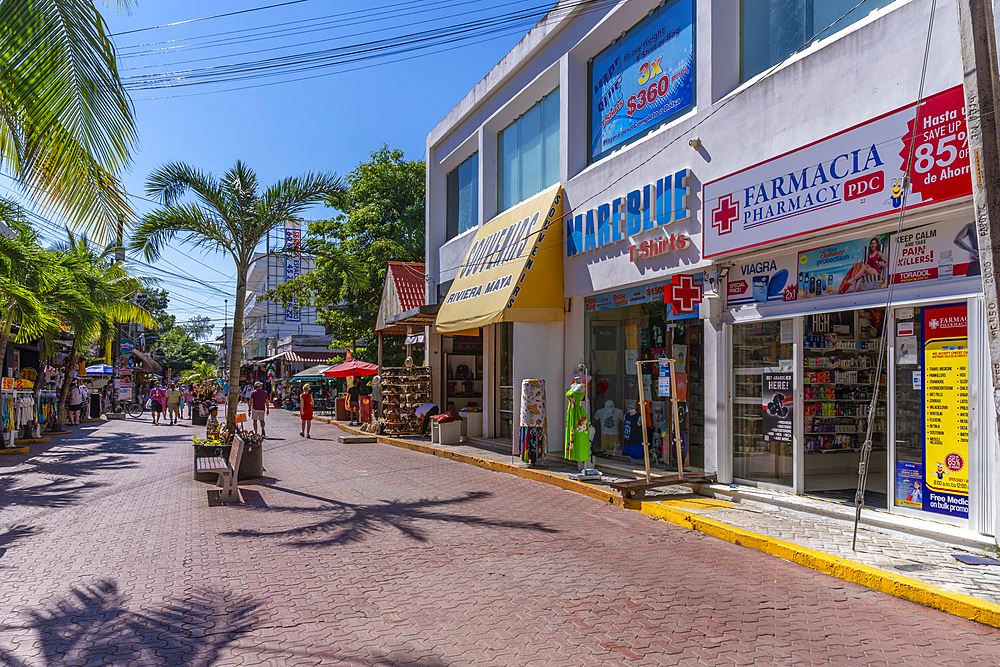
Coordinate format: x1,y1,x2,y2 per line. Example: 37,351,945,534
425,0,995,538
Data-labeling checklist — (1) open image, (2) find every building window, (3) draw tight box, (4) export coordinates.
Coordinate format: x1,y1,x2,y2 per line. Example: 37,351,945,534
498,89,560,213
741,0,895,83
446,153,478,240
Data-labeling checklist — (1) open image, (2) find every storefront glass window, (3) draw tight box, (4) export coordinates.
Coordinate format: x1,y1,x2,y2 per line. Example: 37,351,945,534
732,320,793,486
803,309,887,503
587,303,705,470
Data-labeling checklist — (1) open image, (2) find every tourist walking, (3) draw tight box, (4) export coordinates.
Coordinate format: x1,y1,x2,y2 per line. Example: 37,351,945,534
165,382,181,425
300,383,313,438
249,381,270,437
183,384,194,418
149,382,165,425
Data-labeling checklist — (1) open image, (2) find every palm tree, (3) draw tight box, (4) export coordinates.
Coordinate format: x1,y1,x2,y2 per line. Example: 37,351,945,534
0,0,138,241
0,202,54,363
130,161,353,430
50,233,156,429
182,360,217,385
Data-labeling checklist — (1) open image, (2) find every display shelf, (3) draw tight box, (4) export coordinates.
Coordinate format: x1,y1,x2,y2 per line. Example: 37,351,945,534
380,366,432,435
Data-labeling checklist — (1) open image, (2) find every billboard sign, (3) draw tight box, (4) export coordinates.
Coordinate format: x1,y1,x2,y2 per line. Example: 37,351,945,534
591,0,694,160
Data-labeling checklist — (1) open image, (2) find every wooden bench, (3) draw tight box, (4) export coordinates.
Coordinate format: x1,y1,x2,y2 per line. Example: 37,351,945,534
610,471,718,499
196,434,245,503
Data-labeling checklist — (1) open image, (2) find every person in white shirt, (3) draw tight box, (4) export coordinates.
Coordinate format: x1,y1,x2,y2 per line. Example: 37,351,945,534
67,383,84,425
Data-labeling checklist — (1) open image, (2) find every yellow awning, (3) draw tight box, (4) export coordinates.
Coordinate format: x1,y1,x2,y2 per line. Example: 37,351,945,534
436,185,564,333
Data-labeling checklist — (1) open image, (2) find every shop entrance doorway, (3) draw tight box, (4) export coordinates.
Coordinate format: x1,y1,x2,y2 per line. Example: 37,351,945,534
802,308,888,507
588,303,705,471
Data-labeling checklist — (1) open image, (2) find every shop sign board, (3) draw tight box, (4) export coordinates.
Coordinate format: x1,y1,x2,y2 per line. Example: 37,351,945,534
703,86,972,257
284,226,301,323
590,0,694,160
889,219,981,284
566,170,692,258
922,303,969,519
584,272,703,319
762,373,793,445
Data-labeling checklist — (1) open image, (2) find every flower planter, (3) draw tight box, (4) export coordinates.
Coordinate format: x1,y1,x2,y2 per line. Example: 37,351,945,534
192,438,263,481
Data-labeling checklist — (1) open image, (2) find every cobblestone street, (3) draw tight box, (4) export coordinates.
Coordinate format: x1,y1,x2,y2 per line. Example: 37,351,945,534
3,410,1000,666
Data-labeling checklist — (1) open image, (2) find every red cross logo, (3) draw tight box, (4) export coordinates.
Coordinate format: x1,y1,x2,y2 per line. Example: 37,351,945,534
669,274,702,314
712,194,739,236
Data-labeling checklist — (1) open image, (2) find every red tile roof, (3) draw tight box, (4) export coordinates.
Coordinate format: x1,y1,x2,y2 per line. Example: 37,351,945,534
387,262,426,312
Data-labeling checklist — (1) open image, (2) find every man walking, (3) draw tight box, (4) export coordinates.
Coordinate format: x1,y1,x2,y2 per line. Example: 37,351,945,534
165,382,182,425
250,381,270,437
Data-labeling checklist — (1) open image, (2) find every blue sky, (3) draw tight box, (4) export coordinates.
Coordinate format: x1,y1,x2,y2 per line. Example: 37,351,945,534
15,0,552,336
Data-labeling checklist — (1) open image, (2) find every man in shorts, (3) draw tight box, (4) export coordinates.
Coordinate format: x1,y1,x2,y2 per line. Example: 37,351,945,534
165,382,182,425
250,381,270,437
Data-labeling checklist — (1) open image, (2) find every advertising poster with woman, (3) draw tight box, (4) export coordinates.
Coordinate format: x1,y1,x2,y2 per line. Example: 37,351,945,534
796,233,891,299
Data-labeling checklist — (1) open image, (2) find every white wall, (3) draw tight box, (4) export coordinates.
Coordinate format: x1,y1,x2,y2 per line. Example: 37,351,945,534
513,321,565,456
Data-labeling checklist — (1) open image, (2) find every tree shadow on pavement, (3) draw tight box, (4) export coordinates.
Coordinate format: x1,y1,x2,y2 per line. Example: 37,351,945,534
0,579,261,667
222,487,559,547
0,524,41,549
0,434,178,512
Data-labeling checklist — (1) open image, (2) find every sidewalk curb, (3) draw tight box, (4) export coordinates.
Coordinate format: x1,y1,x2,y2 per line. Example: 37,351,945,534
634,500,1000,629
332,422,623,507
328,419,1000,629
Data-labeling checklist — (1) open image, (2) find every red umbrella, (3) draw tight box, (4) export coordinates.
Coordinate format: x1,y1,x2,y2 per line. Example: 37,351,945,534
323,359,379,378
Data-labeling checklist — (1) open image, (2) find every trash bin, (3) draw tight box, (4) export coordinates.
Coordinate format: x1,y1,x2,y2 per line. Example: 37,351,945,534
90,393,101,419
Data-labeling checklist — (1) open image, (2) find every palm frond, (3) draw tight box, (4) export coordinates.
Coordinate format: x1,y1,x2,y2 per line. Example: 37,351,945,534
0,0,136,241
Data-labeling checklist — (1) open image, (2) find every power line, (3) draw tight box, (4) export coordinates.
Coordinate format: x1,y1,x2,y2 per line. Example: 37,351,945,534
117,0,513,65
119,0,614,92
111,0,311,37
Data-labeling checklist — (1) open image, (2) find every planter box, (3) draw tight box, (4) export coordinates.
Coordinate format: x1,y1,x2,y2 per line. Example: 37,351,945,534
106,413,126,420
192,438,263,481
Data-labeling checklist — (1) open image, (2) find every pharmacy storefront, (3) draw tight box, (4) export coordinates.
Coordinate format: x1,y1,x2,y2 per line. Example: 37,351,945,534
566,167,714,472
704,85,995,536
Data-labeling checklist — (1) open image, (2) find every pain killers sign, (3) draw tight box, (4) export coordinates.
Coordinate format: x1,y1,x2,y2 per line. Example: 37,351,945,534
703,86,972,257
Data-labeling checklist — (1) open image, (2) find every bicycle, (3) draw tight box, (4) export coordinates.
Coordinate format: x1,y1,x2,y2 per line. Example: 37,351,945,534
127,400,145,418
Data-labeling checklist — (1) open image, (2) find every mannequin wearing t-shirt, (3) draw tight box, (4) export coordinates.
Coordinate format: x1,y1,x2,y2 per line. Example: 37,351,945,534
622,406,645,460
593,400,624,454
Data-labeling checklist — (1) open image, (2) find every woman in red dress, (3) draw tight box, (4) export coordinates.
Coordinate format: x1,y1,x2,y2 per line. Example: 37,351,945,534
300,383,314,438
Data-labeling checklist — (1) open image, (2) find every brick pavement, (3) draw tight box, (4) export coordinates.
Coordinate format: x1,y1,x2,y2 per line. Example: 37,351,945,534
2,410,1000,665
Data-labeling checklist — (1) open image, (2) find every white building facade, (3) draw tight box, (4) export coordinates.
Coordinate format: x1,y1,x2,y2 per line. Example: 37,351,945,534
243,223,326,361
426,0,999,540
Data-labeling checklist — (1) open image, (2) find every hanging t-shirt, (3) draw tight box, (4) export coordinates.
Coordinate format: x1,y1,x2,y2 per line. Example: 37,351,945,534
593,404,623,433
622,411,644,459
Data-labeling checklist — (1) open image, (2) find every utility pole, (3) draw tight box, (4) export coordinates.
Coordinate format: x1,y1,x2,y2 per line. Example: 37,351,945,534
957,0,1000,543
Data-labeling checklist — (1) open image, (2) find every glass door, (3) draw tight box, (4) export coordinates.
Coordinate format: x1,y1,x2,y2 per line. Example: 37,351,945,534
732,319,795,487
891,302,970,526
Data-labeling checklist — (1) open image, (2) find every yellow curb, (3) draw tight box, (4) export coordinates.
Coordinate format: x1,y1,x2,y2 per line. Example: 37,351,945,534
81,419,103,423
0,447,29,455
46,431,71,435
635,500,1000,629
15,438,50,444
334,423,623,507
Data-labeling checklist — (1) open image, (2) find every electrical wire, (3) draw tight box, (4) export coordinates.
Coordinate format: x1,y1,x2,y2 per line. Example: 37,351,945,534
111,0,311,37
118,0,615,91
